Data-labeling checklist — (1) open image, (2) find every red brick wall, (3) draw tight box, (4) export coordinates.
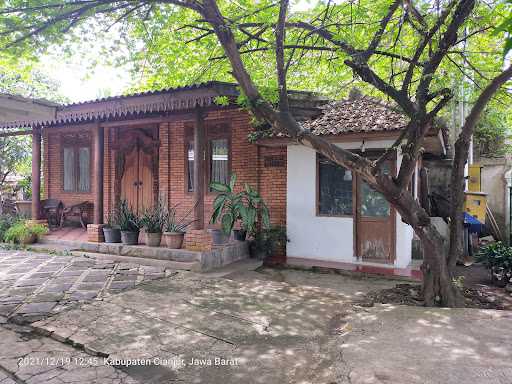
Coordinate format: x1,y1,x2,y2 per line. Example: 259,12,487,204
42,108,288,247
160,108,263,227
43,124,97,223
258,146,287,226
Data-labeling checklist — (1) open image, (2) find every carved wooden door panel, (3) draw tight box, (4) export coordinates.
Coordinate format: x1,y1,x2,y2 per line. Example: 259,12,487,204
356,161,395,263
138,149,154,212
120,144,154,214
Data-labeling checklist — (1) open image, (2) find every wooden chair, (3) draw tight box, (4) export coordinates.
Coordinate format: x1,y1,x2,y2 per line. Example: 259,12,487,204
41,199,64,228
60,201,93,229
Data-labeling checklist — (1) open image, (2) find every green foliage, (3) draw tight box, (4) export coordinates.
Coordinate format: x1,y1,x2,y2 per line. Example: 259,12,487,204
0,214,21,242
477,242,512,286
4,221,47,244
214,96,230,106
117,200,141,232
164,204,195,233
0,137,31,189
474,107,512,157
140,200,167,233
494,0,512,56
17,175,32,200
253,225,288,258
210,174,270,236
105,208,120,229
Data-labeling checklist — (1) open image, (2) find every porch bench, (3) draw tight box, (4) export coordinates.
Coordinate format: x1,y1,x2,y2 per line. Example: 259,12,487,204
41,199,64,228
60,201,93,229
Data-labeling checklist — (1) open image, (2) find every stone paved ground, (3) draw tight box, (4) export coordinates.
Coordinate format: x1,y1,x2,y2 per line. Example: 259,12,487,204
1,249,511,384
0,323,138,384
0,249,173,324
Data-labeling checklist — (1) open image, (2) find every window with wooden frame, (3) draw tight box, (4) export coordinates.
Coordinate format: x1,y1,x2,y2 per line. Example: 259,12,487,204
62,134,91,193
317,154,353,216
185,123,231,192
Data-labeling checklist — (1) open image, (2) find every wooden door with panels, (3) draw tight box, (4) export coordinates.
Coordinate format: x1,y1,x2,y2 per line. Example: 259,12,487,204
114,126,158,215
355,159,396,263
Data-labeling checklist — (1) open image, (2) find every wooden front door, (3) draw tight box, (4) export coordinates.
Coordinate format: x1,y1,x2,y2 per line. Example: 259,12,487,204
115,127,158,215
356,162,395,263
121,144,154,214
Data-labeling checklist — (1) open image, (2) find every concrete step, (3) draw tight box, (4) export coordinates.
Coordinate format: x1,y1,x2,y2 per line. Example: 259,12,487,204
69,250,201,272
40,238,201,262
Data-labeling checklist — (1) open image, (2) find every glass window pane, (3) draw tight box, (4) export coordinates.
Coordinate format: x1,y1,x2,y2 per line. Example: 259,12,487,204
210,138,229,186
187,141,194,192
63,147,75,192
318,156,353,215
78,147,90,192
361,163,390,217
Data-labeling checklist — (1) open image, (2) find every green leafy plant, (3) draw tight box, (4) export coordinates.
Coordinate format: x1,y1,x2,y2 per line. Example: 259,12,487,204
17,175,32,200
117,200,141,232
252,225,288,259
4,221,47,244
164,203,196,233
477,241,512,286
104,208,120,229
140,200,167,233
210,174,270,236
0,214,21,242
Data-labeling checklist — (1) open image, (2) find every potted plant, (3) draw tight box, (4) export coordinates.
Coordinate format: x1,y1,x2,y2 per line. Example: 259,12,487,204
162,204,195,249
477,241,512,287
103,209,121,243
4,221,48,245
140,201,166,247
250,225,288,260
118,200,141,245
210,174,270,244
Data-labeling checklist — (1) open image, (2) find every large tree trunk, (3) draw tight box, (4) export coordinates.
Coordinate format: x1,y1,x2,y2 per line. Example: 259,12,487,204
378,178,464,307
418,224,465,307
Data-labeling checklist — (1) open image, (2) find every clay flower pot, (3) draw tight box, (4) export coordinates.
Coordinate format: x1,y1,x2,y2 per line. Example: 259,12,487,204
121,231,139,245
163,232,185,249
145,232,162,247
103,227,121,243
209,229,228,245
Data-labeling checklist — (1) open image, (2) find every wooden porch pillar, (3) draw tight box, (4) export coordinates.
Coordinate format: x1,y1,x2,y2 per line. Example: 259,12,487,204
31,127,41,220
193,109,205,229
93,124,104,224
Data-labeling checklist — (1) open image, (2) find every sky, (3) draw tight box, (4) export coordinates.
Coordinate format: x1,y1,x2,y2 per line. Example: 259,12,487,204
38,0,317,103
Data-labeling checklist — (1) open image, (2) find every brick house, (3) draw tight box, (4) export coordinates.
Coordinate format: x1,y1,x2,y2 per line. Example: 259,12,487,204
0,82,445,270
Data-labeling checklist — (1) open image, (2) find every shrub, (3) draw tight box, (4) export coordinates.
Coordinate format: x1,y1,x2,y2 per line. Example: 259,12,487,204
477,241,512,286
210,174,270,235
141,200,167,233
252,225,288,259
164,204,195,233
117,200,141,232
4,222,47,244
0,214,20,242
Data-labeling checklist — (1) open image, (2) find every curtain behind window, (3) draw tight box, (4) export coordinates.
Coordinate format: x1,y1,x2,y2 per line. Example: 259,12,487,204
211,139,229,185
318,156,353,215
187,141,194,192
78,147,90,192
63,147,75,191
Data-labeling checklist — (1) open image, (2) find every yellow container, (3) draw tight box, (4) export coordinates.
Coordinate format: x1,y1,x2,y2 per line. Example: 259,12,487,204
468,164,482,192
464,191,487,223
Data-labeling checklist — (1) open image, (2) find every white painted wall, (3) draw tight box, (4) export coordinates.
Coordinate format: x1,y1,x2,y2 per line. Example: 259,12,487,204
286,141,414,267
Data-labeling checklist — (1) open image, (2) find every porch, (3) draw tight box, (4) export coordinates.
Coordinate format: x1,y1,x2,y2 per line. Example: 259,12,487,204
39,227,249,272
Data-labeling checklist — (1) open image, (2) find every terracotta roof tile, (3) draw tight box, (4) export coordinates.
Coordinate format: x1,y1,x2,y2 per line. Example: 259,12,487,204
301,96,408,136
